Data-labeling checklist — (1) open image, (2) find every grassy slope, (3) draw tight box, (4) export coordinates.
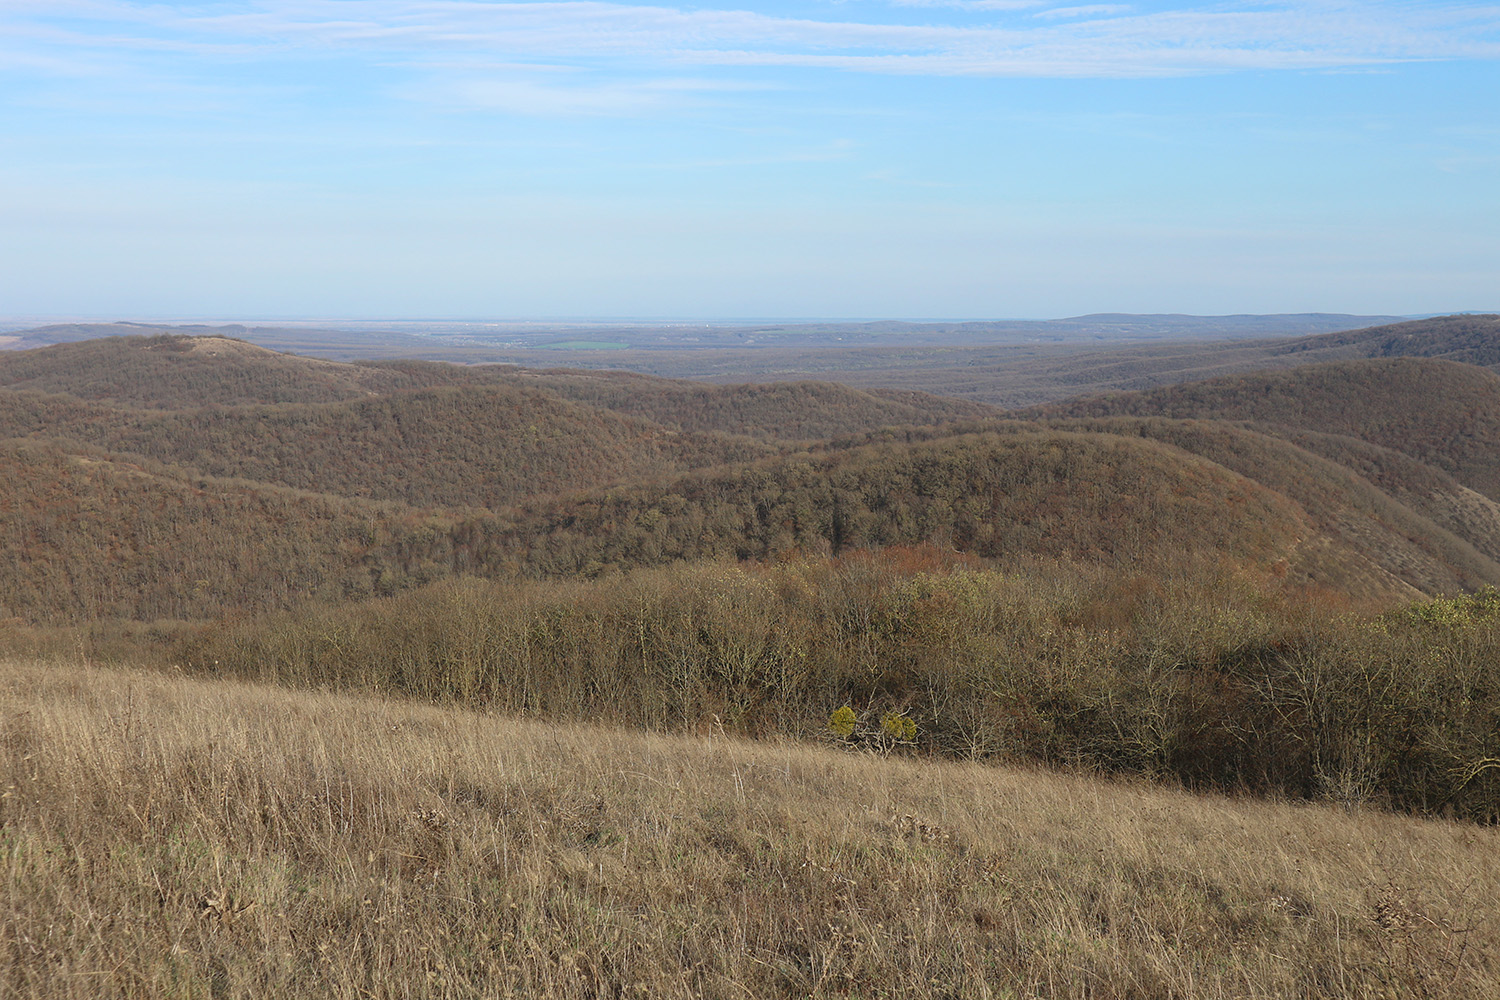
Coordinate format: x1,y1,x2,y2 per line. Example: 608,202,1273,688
3,657,1497,999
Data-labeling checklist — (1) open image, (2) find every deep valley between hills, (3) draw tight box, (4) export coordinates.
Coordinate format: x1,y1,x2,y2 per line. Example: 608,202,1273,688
5,316,1500,998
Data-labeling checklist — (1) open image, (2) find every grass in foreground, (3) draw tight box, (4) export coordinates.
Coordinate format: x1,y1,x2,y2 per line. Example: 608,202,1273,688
2,658,1498,999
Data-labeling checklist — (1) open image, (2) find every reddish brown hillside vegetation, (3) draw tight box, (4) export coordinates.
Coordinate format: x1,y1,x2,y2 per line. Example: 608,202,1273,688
1031,358,1500,499
0,386,775,510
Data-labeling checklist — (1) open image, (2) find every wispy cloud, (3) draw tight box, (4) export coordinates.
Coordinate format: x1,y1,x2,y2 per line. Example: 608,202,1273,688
884,1,1047,11
5,1,1500,88
646,138,856,170
410,71,774,115
1032,5,1132,20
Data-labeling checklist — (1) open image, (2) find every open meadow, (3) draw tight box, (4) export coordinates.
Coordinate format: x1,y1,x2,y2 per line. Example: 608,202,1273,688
4,656,1499,999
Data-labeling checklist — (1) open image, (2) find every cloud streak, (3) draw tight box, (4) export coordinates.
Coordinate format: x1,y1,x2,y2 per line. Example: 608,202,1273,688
8,1,1500,82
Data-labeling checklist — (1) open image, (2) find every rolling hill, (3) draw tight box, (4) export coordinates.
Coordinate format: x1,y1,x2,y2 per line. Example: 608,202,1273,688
0,332,998,438
0,438,491,621
13,322,1500,997
510,368,999,439
1274,312,1500,367
0,334,416,406
0,425,1331,620
0,384,777,511
1029,357,1500,499
5,333,1500,621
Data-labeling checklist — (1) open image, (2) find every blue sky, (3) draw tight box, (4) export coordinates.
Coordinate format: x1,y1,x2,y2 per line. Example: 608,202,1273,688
2,1,1498,320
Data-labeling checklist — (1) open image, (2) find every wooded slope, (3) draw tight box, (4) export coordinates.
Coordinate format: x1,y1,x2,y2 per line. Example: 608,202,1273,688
0,385,776,510
6,335,1500,620
1030,358,1500,499
0,333,995,439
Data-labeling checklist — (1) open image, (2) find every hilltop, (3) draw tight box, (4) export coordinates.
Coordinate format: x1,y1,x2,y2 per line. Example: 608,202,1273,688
1276,312,1500,367
0,334,412,406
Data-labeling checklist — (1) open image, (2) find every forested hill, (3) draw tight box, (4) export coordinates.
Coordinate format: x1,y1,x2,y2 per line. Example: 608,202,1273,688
483,426,1357,587
0,335,414,406
1272,313,1500,367
6,334,1500,621
0,384,779,510
511,369,999,439
1027,358,1500,500
0,438,486,622
0,426,1350,621
0,333,998,438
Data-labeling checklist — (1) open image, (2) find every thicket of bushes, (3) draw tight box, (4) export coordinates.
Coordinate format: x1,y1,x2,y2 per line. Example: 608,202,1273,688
117,551,1500,823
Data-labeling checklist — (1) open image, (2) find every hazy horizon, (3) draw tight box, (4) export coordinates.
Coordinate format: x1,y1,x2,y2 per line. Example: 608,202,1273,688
2,309,1461,331
4,1,1497,319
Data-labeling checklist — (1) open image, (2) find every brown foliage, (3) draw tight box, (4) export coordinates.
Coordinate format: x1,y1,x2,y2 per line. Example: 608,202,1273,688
6,656,1499,998
1029,357,1500,499
109,557,1500,822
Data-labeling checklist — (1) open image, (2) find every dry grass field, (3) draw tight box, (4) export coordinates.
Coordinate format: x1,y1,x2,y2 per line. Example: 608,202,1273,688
3,657,1499,999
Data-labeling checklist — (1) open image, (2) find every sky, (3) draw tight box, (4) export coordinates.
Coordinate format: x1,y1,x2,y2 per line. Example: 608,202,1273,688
1,0,1498,321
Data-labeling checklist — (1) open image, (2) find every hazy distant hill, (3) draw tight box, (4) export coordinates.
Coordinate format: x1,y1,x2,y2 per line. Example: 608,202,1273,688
0,334,998,439
485,314,1500,407
0,321,441,356
1272,313,1500,367
1,312,1409,356
9,315,1488,411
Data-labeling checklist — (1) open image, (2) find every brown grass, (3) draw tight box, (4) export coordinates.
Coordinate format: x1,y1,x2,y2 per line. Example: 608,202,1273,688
3,657,1498,999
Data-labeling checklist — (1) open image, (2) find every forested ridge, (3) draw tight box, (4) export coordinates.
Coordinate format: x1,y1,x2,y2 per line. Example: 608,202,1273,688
7,329,1500,835
0,384,779,510
0,438,513,621
1275,312,1500,367
1029,357,1500,498
0,333,995,438
6,337,1500,621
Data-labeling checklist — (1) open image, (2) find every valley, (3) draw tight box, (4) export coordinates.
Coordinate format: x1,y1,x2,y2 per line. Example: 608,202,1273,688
5,314,1500,996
